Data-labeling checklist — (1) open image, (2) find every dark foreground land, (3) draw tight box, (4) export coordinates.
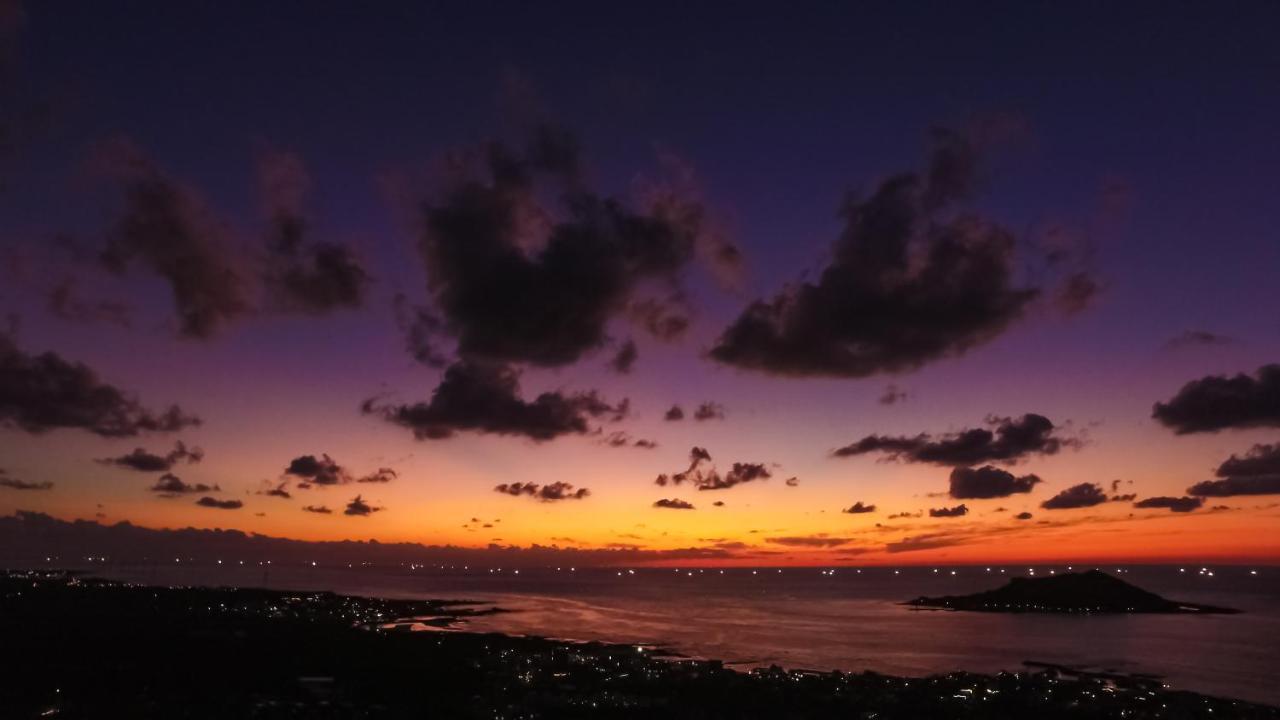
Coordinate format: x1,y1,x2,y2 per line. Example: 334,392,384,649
2,571,1275,719
908,570,1240,614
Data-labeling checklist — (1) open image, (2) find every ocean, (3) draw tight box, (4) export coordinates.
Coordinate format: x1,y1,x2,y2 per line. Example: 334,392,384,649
86,562,1280,706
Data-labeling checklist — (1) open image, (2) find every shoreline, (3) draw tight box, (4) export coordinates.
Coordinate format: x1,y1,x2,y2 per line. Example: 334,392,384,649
4,569,1278,717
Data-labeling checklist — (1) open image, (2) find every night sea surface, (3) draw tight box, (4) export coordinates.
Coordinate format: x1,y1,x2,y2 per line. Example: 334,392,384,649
89,563,1280,707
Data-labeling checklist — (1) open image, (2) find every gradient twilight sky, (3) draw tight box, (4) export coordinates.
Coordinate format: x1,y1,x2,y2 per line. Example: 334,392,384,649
1,1,1279,565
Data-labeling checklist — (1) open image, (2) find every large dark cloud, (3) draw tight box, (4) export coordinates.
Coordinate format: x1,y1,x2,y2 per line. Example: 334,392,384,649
195,497,242,510
842,501,876,514
653,498,695,510
1152,365,1280,434
710,129,1049,378
1041,483,1108,510
284,454,350,486
834,414,1074,466
0,469,51,491
363,360,625,442
1134,496,1204,513
664,405,685,421
343,494,382,516
97,141,250,339
1215,443,1280,477
1187,474,1280,497
412,125,710,368
928,504,969,518
0,332,200,437
97,441,203,472
258,151,370,315
149,473,219,497
494,481,590,502
948,465,1042,499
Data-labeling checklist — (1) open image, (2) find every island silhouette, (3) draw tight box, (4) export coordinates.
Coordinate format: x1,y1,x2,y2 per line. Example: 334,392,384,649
907,570,1240,614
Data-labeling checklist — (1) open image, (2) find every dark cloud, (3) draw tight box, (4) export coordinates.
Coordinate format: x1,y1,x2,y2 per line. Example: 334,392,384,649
628,297,690,341
0,469,51,491
693,402,725,421
888,511,922,519
1152,365,1280,434
653,498,694,510
96,140,250,338
97,441,203,473
948,465,1042,499
928,504,969,518
149,473,219,497
663,405,684,421
1134,496,1204,513
1041,483,1108,510
784,476,799,487
47,278,132,327
1014,511,1033,520
259,482,291,499
712,500,725,507
710,129,1043,378
608,339,638,374
0,332,200,437
195,497,242,510
1164,330,1234,351
601,431,657,449
413,125,706,368
493,481,590,502
344,495,382,517
842,502,876,514
1187,474,1280,497
392,293,449,368
258,150,370,315
284,454,351,486
363,360,625,441
656,449,771,491
1056,272,1102,315
302,505,332,514
696,462,771,490
0,510,759,566
356,468,397,484
834,414,1074,466
766,535,852,548
879,384,908,405
1215,443,1280,478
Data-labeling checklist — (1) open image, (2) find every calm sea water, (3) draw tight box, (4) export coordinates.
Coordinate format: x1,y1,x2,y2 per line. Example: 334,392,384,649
88,563,1280,706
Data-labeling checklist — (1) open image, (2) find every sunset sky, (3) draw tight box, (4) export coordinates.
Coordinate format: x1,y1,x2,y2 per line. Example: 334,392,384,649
2,1,1279,566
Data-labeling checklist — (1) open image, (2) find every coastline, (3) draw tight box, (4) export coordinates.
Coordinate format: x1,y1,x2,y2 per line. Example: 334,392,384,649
4,570,1278,718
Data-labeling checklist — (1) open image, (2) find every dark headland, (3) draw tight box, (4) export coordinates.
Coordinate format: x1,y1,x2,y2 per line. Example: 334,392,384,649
4,570,1275,718
908,569,1240,614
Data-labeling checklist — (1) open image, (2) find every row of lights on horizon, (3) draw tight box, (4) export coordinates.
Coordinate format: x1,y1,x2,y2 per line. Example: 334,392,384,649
49,557,1263,577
